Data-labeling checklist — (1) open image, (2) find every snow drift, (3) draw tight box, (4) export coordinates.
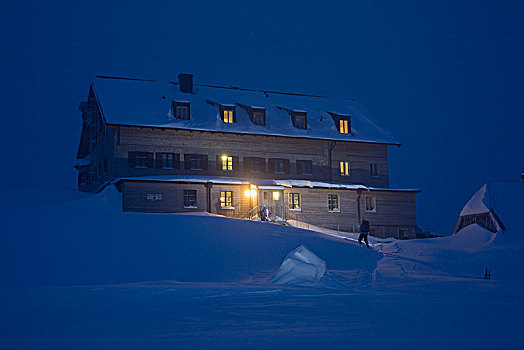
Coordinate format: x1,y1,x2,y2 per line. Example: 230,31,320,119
0,186,380,287
376,182,524,282
270,245,328,286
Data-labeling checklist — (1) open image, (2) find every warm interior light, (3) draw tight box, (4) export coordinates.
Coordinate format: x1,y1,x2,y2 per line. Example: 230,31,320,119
245,189,252,197
221,155,228,161
272,191,280,200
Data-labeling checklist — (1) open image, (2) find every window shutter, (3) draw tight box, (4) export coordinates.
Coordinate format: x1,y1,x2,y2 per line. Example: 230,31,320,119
243,157,251,172
219,105,224,121
201,154,208,170
174,153,180,169
284,159,290,174
128,152,136,168
268,159,275,173
232,109,236,123
216,155,222,171
146,152,154,168
155,153,163,169
232,156,239,172
296,160,302,175
184,154,191,169
260,158,266,173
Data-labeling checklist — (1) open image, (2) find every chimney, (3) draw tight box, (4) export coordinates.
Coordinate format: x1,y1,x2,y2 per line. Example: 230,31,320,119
178,73,194,94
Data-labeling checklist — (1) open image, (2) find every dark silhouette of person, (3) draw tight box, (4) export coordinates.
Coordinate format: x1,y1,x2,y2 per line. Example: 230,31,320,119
358,218,370,248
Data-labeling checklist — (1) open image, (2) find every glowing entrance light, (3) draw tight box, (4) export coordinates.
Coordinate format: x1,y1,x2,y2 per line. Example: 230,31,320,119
272,191,280,200
246,184,258,198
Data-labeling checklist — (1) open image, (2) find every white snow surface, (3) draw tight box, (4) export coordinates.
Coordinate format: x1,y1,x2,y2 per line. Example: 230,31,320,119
1,185,524,349
114,175,419,192
92,77,399,145
270,245,328,286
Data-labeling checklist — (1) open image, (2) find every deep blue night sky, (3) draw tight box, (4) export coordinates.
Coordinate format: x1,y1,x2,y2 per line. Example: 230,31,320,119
1,0,523,235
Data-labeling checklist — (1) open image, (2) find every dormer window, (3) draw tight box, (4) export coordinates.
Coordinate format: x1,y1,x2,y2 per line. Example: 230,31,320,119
291,111,307,129
173,101,190,120
251,108,266,126
220,105,236,123
329,112,351,134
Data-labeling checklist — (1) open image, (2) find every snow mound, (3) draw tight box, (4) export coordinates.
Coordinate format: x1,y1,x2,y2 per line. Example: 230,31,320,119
270,245,328,286
459,182,524,233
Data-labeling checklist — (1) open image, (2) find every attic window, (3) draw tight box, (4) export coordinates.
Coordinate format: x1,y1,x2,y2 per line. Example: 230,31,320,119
329,112,351,134
291,111,307,129
173,101,190,120
251,108,266,126
220,105,236,123
237,103,266,126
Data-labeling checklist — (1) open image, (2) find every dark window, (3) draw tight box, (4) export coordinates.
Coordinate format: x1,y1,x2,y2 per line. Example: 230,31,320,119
370,163,378,177
297,160,313,175
220,191,233,207
156,153,180,169
103,159,108,175
289,193,300,210
190,155,202,170
129,151,153,168
268,158,289,174
328,194,339,212
173,101,190,120
292,111,307,129
184,190,197,208
366,196,376,212
244,157,266,173
220,105,236,123
263,192,269,200
184,154,208,171
250,108,266,126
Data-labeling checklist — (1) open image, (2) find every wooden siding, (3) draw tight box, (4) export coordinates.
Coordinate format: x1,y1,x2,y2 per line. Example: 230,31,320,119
283,187,417,238
122,181,207,213
120,180,417,238
112,126,390,187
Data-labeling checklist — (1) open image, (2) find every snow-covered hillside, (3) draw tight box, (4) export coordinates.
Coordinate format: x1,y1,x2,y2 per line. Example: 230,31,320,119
1,184,523,349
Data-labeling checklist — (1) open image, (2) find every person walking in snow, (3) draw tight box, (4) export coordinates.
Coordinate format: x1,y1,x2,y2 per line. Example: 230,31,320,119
358,218,370,248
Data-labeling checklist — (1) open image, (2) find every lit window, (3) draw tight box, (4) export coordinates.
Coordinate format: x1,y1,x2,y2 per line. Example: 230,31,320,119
224,110,233,123
370,163,378,177
339,119,349,133
340,161,350,176
328,194,339,212
221,155,233,171
184,190,197,208
289,193,300,210
365,196,376,212
272,191,280,201
220,191,233,208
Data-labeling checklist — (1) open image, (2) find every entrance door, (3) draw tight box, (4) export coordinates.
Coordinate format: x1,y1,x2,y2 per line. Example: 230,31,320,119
259,190,284,219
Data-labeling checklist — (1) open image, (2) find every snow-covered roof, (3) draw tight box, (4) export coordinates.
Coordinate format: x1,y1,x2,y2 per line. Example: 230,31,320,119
92,76,399,145
113,175,419,192
459,183,524,232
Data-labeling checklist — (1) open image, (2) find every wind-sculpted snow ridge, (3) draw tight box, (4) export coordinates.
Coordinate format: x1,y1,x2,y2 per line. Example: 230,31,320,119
270,245,341,288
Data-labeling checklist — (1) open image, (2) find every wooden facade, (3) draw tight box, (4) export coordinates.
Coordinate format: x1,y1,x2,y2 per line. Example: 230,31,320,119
76,75,420,239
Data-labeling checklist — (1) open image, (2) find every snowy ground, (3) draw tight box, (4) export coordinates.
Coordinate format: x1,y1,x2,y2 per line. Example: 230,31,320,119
1,186,522,349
